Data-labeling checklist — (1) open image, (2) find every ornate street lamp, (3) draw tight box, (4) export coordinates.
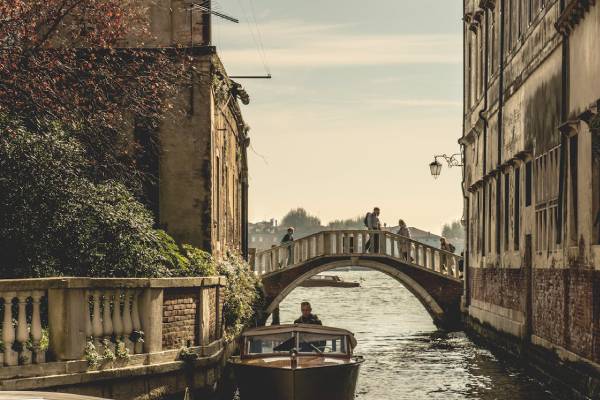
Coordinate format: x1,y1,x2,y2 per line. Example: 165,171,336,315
429,160,442,179
429,153,463,179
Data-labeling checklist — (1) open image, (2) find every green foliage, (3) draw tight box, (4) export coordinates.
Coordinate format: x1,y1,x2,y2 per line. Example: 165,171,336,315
115,341,130,360
0,120,171,278
327,216,364,230
281,208,322,230
441,220,465,239
101,339,116,362
84,341,101,368
216,253,263,340
0,119,263,337
178,346,199,362
180,245,217,277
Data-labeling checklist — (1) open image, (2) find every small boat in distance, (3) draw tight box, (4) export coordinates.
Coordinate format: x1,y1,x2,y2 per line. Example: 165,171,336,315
299,274,360,288
229,324,364,400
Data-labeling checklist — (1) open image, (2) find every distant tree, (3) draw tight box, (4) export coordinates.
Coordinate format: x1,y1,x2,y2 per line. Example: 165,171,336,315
442,220,465,239
327,216,364,230
281,208,322,229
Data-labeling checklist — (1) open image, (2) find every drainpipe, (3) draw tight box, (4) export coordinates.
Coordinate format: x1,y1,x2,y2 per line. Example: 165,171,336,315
241,134,250,260
480,3,491,258
498,0,505,169
557,0,568,245
462,0,470,306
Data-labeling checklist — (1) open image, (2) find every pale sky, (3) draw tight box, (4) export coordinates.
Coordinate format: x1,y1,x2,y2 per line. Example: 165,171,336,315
213,0,464,234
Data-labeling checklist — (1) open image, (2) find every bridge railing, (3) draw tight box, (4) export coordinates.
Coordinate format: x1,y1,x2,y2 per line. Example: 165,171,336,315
0,277,225,371
253,230,463,280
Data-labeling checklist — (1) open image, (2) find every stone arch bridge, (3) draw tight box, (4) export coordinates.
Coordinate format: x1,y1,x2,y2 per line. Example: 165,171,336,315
251,230,464,330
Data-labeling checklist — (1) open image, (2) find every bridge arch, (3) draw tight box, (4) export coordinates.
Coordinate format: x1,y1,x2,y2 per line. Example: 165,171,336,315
254,230,464,330
264,259,446,326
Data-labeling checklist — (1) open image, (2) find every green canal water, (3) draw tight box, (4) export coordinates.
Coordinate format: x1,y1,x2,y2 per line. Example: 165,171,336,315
269,270,561,400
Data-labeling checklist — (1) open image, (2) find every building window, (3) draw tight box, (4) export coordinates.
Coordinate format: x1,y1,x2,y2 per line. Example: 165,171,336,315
496,176,502,254
525,160,532,206
535,147,560,252
468,34,473,108
490,10,496,76
488,180,493,254
514,166,521,250
479,28,484,98
593,133,600,245
504,172,510,252
569,136,579,245
508,0,513,52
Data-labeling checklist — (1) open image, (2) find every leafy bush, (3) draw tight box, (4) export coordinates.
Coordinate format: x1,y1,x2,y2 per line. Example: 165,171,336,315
0,120,170,278
0,118,263,336
216,253,264,340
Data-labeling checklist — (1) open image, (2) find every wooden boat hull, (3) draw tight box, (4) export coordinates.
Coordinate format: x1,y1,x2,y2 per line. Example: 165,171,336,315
298,280,360,288
230,358,362,400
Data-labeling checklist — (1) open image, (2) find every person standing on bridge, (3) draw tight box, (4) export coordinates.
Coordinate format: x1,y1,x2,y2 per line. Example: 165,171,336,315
294,301,322,325
281,227,295,267
440,237,456,273
397,219,412,261
365,207,381,253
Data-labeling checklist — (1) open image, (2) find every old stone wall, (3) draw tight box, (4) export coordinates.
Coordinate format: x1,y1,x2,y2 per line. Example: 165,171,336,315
462,0,600,392
162,289,200,350
469,267,525,313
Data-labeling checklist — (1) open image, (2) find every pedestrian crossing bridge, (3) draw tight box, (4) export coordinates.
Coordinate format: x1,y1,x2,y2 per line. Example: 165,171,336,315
251,229,464,330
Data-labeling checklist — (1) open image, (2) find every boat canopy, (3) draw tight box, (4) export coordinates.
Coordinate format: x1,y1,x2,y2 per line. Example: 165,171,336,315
241,324,358,349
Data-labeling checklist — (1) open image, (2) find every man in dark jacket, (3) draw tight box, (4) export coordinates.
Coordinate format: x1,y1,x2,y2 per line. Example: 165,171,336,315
281,227,294,267
294,301,322,325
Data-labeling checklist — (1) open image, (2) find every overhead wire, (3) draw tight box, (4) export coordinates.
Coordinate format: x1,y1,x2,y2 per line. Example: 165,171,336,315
247,0,271,75
235,0,270,76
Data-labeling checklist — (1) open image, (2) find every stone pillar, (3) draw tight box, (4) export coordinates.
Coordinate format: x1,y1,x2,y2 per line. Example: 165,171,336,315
139,288,164,353
48,288,87,361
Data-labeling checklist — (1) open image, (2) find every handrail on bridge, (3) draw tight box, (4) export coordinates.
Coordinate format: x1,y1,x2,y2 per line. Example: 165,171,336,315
251,230,463,281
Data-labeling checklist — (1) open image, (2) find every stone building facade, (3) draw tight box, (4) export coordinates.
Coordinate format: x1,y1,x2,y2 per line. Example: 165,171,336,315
135,1,250,258
461,0,600,395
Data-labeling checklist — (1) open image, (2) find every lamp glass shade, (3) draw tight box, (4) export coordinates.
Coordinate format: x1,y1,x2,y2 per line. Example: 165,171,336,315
429,160,442,179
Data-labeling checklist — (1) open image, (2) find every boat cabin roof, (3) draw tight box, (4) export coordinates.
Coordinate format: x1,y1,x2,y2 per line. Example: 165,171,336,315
242,324,357,349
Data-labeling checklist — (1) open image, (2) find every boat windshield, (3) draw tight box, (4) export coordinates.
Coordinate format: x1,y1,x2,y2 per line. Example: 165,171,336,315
246,332,295,355
297,333,348,355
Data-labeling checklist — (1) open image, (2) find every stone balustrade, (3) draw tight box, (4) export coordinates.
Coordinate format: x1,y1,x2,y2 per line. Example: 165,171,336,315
254,230,463,280
0,277,225,370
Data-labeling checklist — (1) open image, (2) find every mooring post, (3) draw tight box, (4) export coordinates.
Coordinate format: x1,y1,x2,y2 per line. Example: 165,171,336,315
271,307,281,325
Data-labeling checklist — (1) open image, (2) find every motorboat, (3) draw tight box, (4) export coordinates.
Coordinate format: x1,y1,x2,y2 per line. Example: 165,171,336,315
298,275,360,288
229,324,364,400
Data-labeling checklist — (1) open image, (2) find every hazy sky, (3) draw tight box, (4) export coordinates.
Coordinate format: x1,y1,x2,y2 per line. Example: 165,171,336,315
213,0,463,234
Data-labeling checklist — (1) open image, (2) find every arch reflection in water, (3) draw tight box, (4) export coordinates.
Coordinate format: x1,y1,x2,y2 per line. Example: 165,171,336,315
273,270,560,400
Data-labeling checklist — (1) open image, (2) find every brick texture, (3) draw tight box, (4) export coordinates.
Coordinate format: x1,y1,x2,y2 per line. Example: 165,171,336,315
532,268,566,347
162,288,199,350
469,267,526,313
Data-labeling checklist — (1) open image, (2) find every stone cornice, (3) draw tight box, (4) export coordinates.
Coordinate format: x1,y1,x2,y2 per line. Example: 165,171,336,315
555,0,596,35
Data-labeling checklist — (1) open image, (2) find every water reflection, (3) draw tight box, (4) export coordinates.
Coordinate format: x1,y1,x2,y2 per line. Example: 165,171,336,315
276,270,559,400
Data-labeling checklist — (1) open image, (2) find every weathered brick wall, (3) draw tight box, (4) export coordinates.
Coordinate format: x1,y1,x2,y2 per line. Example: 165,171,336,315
532,269,566,347
469,267,526,313
162,289,199,350
566,269,594,359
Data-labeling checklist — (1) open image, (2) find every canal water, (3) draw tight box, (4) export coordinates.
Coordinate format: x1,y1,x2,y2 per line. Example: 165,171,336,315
274,270,560,400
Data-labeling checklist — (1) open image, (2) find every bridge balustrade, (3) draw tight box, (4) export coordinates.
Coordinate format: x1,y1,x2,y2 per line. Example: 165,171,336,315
0,277,225,370
253,230,463,281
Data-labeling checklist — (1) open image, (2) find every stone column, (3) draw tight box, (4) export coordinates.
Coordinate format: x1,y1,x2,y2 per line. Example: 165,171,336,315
139,288,164,354
48,288,87,361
